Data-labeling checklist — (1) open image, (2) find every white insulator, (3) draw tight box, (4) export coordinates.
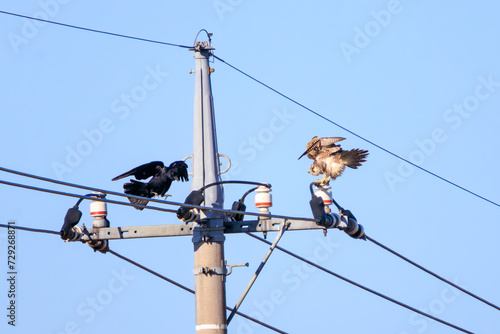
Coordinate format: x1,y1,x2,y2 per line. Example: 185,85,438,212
314,184,333,206
255,185,272,217
90,197,107,217
255,186,272,208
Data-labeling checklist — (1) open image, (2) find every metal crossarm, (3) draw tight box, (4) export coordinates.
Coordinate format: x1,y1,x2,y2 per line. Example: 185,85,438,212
71,216,341,242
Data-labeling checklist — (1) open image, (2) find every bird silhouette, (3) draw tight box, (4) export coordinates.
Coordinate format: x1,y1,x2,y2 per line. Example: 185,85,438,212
112,161,188,210
299,136,368,184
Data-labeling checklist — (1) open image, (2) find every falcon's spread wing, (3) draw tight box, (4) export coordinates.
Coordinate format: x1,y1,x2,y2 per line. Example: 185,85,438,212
111,161,165,181
298,136,345,160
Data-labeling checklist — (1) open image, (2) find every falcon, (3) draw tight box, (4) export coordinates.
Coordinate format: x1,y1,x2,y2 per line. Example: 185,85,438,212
299,136,368,184
112,161,189,210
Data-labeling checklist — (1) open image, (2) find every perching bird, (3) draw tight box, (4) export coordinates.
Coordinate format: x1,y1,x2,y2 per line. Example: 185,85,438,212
112,161,189,210
299,136,368,184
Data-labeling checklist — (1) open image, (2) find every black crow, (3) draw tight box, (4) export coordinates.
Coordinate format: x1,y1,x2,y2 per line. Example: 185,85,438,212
112,161,189,210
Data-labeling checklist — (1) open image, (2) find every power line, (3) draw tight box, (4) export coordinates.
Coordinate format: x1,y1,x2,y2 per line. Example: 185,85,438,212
0,223,59,235
0,166,318,222
366,235,500,312
1,168,491,329
0,10,497,209
213,55,500,209
0,179,178,213
0,223,287,333
0,11,490,329
0,186,475,332
109,249,287,333
246,232,474,334
0,10,192,49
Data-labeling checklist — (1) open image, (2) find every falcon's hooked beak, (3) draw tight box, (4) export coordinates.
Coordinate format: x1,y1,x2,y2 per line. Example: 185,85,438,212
298,138,321,160
298,150,308,160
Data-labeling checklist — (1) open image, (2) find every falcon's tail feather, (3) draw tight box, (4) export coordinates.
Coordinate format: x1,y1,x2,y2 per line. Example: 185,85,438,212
341,149,369,169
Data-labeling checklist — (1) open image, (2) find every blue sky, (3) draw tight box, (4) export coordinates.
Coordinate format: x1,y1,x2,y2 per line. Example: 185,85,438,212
1,1,500,333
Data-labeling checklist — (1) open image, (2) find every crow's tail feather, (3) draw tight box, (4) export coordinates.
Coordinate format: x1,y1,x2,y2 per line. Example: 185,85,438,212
123,180,150,210
126,196,150,211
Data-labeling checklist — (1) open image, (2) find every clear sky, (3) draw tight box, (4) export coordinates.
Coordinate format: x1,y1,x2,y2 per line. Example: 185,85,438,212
1,1,500,333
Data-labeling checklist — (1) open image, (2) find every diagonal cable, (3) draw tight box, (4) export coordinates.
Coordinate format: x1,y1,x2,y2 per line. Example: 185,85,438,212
0,10,192,49
366,235,500,312
227,221,289,324
108,249,287,333
246,232,473,334
213,55,499,209
0,223,59,235
0,224,287,333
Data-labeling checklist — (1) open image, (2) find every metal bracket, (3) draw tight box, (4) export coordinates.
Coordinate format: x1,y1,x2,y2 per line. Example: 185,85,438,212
183,154,231,176
193,266,227,276
192,224,225,243
225,262,249,276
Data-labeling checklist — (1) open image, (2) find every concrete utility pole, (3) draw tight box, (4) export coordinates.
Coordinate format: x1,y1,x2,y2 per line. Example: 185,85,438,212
191,41,227,334
66,36,366,334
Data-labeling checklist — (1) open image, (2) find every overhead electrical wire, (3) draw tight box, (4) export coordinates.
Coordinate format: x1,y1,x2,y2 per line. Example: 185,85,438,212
0,179,178,213
0,223,60,235
246,232,474,334
0,174,485,332
213,55,500,209
0,10,497,208
0,224,286,333
1,222,475,333
4,164,496,315
0,10,498,209
0,10,192,49
0,166,318,222
7,171,493,319
365,235,500,312
0,10,492,331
